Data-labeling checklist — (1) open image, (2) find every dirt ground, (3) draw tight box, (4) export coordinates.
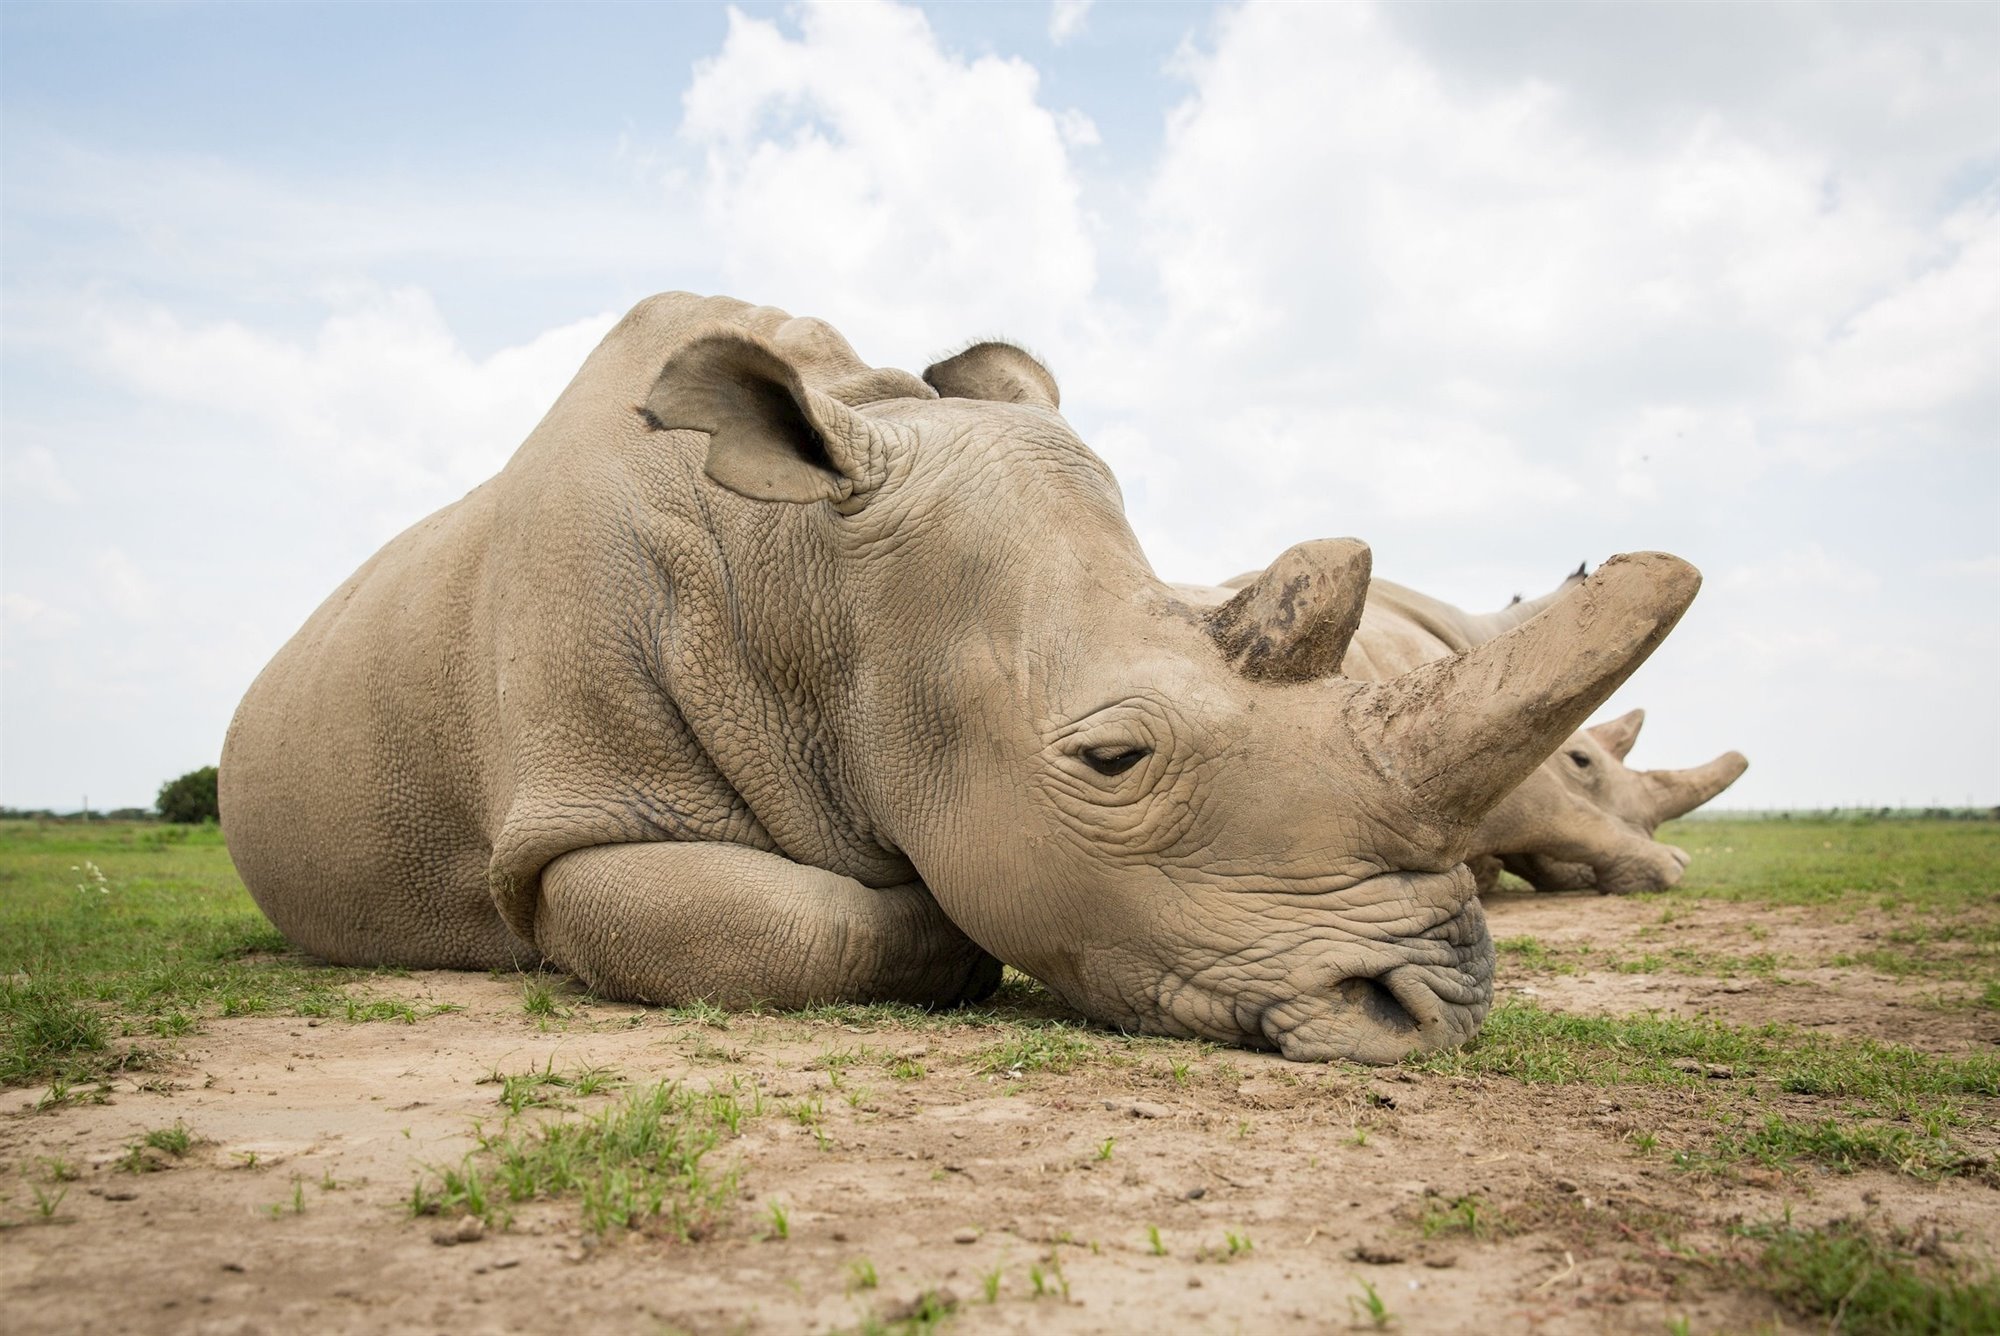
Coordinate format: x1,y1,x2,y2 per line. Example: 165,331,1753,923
4,890,1995,1335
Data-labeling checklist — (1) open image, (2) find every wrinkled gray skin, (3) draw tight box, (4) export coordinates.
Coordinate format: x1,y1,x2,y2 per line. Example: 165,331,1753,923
222,293,1702,1064
1176,573,1749,895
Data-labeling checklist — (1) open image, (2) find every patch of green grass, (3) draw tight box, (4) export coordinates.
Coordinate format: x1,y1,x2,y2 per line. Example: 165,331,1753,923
0,820,437,1087
1680,1114,1972,1181
144,1121,194,1157
1414,1003,1997,1181
1496,934,1578,973
1349,1276,1392,1329
521,975,570,1021
1,980,109,1084
1735,1215,2000,1334
482,1059,625,1114
1418,1193,1495,1239
1659,818,2000,915
658,997,731,1028
1410,1002,1999,1103
972,1025,1098,1077
413,1078,759,1237
120,1121,197,1173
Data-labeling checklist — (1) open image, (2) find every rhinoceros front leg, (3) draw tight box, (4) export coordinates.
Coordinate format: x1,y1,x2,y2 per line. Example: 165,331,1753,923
534,842,1001,1010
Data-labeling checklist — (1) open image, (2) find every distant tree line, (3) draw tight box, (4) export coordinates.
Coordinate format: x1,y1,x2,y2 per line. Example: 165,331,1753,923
156,766,219,824
0,764,223,824
1679,807,1999,823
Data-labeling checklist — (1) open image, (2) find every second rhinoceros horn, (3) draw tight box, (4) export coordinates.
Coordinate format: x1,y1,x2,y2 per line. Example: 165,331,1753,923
1206,538,1373,682
1349,553,1702,828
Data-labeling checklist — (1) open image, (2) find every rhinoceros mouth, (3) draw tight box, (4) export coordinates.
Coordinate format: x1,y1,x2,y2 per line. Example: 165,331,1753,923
1253,898,1495,1065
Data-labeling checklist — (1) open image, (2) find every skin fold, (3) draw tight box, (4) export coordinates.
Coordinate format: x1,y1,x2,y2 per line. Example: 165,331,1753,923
222,293,1704,1064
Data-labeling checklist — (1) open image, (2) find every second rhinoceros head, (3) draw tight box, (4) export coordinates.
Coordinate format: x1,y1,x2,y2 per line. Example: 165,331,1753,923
654,333,1702,1063
1490,709,1749,894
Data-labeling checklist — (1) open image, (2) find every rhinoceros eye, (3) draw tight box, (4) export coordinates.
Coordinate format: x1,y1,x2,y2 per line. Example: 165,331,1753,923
1082,745,1150,777
1568,750,1592,768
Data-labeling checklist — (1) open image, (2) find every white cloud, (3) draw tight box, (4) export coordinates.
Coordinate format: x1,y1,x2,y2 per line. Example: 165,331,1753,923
1721,543,1882,596
1787,194,2000,436
1612,405,1767,501
1924,555,2000,582
83,287,616,532
1049,0,1093,46
0,592,80,641
92,548,162,623
4,445,79,504
1130,1,1988,511
2,0,1994,809
680,1,1098,361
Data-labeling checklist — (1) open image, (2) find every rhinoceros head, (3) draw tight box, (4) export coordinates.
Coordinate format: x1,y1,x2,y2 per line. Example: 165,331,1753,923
1493,710,1748,895
655,333,1701,1062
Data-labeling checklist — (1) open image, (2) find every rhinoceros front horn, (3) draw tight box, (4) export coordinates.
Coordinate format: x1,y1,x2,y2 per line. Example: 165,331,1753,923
1205,538,1372,683
1353,552,1702,824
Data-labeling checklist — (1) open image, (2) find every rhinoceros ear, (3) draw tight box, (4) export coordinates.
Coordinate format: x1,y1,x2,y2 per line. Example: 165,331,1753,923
644,330,889,505
1205,539,1372,682
922,342,1060,410
1588,708,1645,761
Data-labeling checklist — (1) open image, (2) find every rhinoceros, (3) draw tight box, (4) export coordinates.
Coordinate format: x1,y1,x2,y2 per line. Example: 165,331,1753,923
221,292,1701,1063
1172,570,1748,895
1489,708,1749,894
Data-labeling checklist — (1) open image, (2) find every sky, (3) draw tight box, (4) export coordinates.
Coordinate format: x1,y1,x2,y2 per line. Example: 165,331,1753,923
1,0,1995,811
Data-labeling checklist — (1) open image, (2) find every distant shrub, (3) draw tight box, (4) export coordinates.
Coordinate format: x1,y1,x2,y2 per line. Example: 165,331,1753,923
156,766,219,825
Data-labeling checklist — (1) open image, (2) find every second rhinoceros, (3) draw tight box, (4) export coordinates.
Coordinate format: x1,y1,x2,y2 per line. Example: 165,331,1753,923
1489,707,1749,894
222,293,1701,1064
1173,569,1747,894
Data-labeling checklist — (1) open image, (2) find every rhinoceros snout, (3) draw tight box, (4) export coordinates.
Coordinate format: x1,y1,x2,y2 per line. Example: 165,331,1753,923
1256,905,1496,1065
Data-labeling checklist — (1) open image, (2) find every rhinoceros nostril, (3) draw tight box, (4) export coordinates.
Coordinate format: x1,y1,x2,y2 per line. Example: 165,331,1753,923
1331,975,1418,1035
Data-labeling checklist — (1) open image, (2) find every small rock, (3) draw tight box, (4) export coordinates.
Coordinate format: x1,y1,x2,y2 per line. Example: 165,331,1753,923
831,1231,849,1243
1186,1277,1203,1289
1128,1101,1170,1119
1422,1255,1458,1269
1351,1243,1405,1265
1554,1178,1579,1194
490,1258,520,1270
104,1189,138,1202
1185,1186,1207,1201
952,1227,979,1244
432,1231,461,1248
456,1216,486,1243
221,1262,246,1274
